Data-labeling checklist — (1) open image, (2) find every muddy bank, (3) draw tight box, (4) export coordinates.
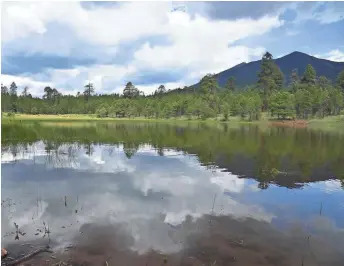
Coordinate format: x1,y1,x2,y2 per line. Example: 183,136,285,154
2,215,344,266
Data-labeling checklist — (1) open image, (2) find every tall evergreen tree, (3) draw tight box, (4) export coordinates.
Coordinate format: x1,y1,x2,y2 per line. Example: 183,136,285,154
1,83,9,94
156,85,166,95
318,76,332,88
43,86,53,101
9,82,18,112
84,83,95,101
199,74,218,95
337,70,344,91
301,64,317,85
289,69,299,93
257,52,284,110
226,76,236,92
123,82,139,98
1,84,10,112
9,82,17,96
22,86,29,97
263,51,273,60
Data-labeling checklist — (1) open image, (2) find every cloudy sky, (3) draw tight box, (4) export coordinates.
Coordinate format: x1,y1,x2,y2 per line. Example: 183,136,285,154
1,1,344,96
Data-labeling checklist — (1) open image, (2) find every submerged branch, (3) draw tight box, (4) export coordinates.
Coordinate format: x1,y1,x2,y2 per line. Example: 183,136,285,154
4,247,53,266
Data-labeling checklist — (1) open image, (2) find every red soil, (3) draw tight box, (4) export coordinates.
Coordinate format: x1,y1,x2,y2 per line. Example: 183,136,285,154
269,119,308,128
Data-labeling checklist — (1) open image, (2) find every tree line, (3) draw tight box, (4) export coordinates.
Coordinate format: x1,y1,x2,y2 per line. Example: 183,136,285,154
2,52,344,121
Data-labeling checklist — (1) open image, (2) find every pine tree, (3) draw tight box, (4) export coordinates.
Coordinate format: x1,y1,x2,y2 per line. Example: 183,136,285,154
226,76,236,92
156,85,166,94
337,70,344,91
22,86,29,97
9,82,17,96
301,64,316,85
318,76,331,88
199,74,218,95
9,82,18,112
123,82,139,98
257,52,284,111
43,86,53,100
289,69,299,93
84,83,95,101
1,83,9,94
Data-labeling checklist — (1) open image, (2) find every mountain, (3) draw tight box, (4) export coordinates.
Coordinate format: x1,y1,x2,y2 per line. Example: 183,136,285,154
191,51,344,90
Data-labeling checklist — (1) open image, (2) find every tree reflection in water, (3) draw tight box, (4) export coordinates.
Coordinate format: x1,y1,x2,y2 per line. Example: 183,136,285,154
2,122,344,189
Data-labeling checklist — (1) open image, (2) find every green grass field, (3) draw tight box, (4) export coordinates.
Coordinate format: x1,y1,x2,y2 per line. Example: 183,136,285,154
308,115,344,131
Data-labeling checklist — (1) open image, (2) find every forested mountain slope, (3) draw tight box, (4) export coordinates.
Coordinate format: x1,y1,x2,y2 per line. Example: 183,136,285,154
191,51,344,90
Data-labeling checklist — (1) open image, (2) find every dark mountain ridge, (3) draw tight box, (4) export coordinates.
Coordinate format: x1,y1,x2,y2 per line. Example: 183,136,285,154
191,51,344,90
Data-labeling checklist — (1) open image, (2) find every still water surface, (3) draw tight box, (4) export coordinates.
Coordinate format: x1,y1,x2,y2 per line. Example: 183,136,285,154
1,122,344,265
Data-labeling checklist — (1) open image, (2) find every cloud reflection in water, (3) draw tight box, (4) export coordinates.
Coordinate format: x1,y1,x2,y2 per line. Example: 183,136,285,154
1,143,274,253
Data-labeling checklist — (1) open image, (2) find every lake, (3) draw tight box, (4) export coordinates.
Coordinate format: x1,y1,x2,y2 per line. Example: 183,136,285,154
1,122,344,266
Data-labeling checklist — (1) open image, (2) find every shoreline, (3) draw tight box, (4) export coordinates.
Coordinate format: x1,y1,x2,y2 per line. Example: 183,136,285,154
1,113,257,123
2,113,344,132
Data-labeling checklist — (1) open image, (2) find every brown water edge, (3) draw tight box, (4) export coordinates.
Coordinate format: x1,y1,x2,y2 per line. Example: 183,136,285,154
2,215,344,266
269,119,308,129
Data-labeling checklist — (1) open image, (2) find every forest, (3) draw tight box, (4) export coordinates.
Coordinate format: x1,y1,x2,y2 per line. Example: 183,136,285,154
2,52,344,121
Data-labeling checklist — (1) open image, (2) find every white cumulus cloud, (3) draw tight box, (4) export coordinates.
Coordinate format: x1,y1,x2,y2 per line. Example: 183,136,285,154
1,2,284,95
315,50,344,62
